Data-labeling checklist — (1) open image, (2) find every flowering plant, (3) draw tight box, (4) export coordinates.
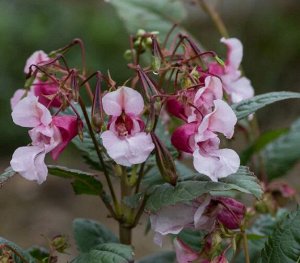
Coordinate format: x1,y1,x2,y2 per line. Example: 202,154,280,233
1,1,300,262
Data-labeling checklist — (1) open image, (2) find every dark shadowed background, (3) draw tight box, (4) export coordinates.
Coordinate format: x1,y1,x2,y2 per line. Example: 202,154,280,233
0,0,299,261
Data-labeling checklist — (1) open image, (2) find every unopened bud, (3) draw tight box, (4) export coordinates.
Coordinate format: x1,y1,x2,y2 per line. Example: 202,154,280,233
124,49,136,61
136,29,146,37
77,119,84,141
51,235,69,253
216,197,246,229
215,56,225,67
151,132,178,185
91,77,103,133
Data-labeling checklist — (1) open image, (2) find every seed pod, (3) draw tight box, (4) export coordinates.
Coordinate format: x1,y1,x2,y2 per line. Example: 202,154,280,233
151,132,178,185
71,70,79,103
91,77,104,133
136,67,160,99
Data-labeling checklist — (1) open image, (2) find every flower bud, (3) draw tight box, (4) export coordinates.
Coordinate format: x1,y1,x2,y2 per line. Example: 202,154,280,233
51,235,69,253
216,197,246,229
173,238,199,263
267,181,296,207
151,132,178,185
136,67,160,99
91,77,103,133
123,49,136,61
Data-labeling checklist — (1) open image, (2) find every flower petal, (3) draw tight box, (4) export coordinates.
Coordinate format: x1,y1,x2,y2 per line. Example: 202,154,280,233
166,98,188,121
10,146,47,184
10,89,27,110
33,80,61,108
221,38,243,71
228,77,254,103
101,131,154,166
102,86,144,116
24,50,49,74
11,95,52,127
51,116,79,160
171,122,198,153
193,195,211,229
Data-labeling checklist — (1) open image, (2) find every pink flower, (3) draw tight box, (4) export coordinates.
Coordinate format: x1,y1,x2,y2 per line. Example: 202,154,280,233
10,96,78,183
101,87,154,166
209,38,254,103
24,50,49,74
172,100,240,181
188,76,223,122
173,238,199,263
10,89,33,109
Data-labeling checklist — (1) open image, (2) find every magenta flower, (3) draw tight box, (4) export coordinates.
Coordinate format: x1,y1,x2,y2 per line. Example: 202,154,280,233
209,38,254,103
101,87,154,166
10,95,78,183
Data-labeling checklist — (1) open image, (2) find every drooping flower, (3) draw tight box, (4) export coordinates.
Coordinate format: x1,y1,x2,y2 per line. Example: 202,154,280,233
209,38,254,103
24,50,49,74
101,86,154,166
10,95,78,183
172,99,239,181
150,195,245,246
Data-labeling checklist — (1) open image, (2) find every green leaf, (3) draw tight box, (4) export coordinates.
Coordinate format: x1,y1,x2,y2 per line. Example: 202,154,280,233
26,246,49,261
240,128,288,164
123,192,144,209
0,237,36,263
260,208,300,263
177,229,205,252
72,243,134,263
263,118,300,179
48,165,102,195
0,167,16,188
73,218,119,253
137,251,176,263
146,166,262,212
232,91,300,120
110,0,186,38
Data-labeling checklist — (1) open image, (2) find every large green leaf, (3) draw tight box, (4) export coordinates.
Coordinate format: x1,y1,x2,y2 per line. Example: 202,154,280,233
109,0,186,38
48,165,103,195
0,237,36,263
0,167,16,188
232,91,300,120
73,218,119,253
263,118,300,179
145,166,262,212
137,251,176,263
260,208,300,263
72,243,134,263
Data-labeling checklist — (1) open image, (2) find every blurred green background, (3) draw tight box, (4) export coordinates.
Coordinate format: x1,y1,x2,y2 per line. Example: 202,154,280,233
0,0,299,260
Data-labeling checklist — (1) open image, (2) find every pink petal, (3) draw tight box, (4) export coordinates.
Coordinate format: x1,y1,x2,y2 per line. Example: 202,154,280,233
221,38,243,71
166,98,188,121
10,89,27,110
150,203,196,242
200,99,237,139
101,130,154,166
24,50,49,74
171,122,198,153
193,144,239,181
173,238,199,263
194,76,223,109
10,146,48,184
33,80,61,108
102,86,144,116
228,77,254,103
51,116,79,160
193,195,211,229
11,96,52,127
29,124,61,153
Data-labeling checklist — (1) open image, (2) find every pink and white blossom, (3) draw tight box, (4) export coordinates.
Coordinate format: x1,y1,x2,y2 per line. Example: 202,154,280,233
101,87,154,166
10,96,78,183
172,100,239,181
209,38,254,103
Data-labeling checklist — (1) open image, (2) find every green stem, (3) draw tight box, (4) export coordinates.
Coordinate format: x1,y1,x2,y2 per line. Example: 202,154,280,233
79,97,120,216
241,229,250,263
119,224,132,245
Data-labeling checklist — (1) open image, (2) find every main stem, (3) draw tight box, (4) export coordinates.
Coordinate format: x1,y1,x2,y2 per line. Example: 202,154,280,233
78,97,119,215
119,224,132,245
242,230,250,263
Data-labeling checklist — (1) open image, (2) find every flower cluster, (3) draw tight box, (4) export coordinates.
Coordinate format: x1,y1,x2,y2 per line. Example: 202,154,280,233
10,51,79,184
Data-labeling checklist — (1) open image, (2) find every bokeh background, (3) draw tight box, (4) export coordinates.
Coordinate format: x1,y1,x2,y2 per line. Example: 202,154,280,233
0,0,299,261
